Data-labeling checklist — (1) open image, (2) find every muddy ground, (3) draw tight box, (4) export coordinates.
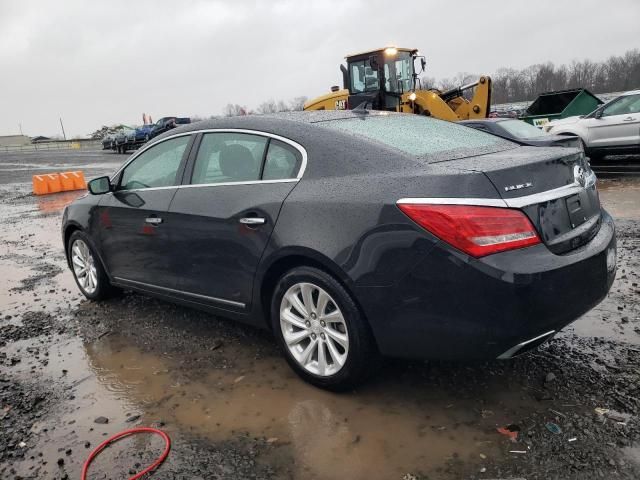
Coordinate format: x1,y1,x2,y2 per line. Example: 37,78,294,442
1,148,639,480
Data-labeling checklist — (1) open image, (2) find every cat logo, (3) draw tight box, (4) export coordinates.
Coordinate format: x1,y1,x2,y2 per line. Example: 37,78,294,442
335,99,347,110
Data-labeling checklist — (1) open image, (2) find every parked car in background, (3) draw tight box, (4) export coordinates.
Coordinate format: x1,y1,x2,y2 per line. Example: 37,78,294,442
63,112,615,389
544,89,640,160
126,124,155,150
113,126,135,154
460,118,582,149
148,116,191,139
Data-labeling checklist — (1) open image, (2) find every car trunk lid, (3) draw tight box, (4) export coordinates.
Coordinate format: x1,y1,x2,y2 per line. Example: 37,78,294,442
439,147,601,254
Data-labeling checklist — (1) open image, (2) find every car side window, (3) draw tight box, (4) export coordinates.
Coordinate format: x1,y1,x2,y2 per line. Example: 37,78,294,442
191,133,267,185
262,139,302,180
119,135,190,190
602,94,640,117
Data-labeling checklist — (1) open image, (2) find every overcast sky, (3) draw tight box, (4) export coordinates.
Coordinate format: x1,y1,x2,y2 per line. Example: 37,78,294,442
1,0,638,137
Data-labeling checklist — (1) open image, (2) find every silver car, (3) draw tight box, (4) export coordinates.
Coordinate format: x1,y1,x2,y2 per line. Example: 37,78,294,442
545,89,640,160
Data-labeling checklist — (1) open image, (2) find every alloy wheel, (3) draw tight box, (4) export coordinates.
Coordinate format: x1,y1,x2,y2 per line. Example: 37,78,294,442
280,282,349,377
71,239,98,294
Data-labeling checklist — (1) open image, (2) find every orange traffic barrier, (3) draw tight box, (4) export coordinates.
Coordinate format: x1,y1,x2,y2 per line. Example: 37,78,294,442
33,171,86,195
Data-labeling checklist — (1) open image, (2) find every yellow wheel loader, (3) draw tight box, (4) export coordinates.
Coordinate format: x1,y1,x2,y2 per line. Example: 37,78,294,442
303,47,491,121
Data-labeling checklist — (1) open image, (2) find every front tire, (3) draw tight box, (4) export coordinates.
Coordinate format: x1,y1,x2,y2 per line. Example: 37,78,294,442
271,266,379,391
67,231,117,300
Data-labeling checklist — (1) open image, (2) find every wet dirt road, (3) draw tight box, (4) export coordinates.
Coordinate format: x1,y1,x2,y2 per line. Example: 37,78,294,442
1,149,639,480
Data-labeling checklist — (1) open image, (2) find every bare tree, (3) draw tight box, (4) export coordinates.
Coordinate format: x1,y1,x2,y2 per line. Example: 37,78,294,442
223,104,248,117
289,96,308,111
276,100,290,112
256,99,277,114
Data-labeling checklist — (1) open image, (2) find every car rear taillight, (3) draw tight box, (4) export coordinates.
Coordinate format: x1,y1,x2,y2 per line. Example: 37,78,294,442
397,203,541,257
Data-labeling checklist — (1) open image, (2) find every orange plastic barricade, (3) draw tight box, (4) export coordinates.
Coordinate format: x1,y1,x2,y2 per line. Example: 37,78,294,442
32,171,87,195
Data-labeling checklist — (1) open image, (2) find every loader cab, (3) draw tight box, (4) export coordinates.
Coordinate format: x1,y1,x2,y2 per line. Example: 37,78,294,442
344,47,420,111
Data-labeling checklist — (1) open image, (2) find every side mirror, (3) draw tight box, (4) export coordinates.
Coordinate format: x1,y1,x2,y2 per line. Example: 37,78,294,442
421,58,426,71
595,108,604,119
88,176,111,195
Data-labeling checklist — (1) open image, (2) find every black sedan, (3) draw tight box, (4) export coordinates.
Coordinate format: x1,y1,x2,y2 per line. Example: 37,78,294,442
62,112,616,390
459,118,582,149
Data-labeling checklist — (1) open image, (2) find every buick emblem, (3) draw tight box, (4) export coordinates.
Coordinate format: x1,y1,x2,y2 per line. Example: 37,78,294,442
574,165,587,187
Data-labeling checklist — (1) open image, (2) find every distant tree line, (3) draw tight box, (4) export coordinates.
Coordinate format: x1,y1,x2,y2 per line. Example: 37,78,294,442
422,48,640,104
222,96,307,117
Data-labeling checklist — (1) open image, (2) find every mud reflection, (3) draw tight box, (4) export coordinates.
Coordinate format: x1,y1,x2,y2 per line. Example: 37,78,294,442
84,334,501,479
36,190,85,213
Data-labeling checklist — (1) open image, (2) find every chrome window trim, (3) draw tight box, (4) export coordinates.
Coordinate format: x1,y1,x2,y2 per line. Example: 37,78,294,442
397,178,594,209
178,178,298,189
114,178,298,194
113,276,246,308
110,128,308,192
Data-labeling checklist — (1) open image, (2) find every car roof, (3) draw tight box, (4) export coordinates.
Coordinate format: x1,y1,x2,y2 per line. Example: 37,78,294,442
156,110,401,139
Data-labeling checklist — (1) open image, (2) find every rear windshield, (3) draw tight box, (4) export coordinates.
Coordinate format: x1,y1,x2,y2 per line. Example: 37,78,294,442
498,119,547,138
320,114,515,161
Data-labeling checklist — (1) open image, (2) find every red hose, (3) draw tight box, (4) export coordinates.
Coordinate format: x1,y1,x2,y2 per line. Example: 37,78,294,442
81,427,171,480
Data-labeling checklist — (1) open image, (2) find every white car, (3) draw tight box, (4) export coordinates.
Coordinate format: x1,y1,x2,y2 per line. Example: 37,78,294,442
545,89,640,160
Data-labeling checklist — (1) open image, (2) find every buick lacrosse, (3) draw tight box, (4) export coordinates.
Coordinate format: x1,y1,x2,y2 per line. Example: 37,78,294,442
62,111,616,389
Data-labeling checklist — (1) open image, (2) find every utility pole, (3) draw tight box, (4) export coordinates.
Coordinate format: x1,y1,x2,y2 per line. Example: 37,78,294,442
18,123,23,135
59,117,67,140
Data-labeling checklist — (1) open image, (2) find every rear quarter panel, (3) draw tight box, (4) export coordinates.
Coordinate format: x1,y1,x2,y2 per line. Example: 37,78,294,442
264,165,501,289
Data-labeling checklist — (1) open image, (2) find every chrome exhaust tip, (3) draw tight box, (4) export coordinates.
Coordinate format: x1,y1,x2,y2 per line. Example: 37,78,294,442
497,330,556,360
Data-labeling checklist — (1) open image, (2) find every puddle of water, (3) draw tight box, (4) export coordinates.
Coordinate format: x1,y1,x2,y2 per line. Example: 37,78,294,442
598,177,640,220
88,335,502,480
6,331,506,479
4,336,149,478
36,190,84,214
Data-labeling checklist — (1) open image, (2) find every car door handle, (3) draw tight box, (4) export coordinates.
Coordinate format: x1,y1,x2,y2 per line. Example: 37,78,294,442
145,216,163,225
239,217,266,225
623,117,636,121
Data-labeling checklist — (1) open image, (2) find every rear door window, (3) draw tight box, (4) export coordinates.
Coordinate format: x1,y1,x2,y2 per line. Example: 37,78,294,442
262,140,302,180
191,133,268,185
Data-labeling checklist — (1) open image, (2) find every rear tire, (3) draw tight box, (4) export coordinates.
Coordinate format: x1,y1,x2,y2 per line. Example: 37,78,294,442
67,231,118,301
271,266,379,391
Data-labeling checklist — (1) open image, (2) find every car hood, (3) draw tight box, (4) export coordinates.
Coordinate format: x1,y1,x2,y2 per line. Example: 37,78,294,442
547,115,583,127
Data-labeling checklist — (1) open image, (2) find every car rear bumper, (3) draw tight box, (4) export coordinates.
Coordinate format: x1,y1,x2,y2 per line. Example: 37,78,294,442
356,209,616,361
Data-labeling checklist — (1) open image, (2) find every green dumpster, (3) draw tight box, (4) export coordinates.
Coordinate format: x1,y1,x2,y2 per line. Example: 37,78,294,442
521,88,603,128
